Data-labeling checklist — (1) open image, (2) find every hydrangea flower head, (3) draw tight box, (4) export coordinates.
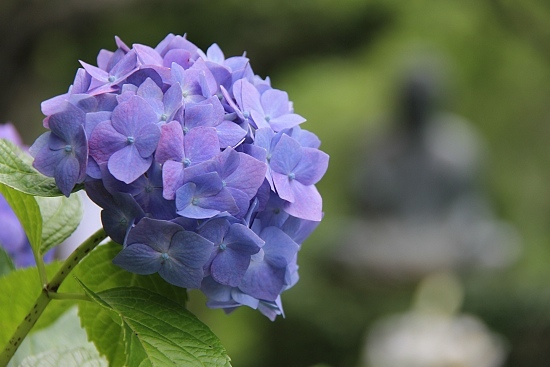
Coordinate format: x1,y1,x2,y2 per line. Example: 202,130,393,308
32,34,329,319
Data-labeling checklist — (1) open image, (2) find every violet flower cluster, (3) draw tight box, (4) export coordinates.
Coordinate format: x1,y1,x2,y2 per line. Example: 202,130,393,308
1,123,54,267
30,34,328,319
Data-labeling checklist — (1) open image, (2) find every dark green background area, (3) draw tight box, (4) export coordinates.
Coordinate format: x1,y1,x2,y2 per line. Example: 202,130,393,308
2,1,550,366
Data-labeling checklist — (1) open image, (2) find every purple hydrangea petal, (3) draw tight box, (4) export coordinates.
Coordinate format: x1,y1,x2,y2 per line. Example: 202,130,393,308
89,120,127,163
135,123,160,158
283,182,323,221
161,160,185,200
108,145,152,184
134,44,163,66
269,134,303,175
156,121,184,164
293,147,329,186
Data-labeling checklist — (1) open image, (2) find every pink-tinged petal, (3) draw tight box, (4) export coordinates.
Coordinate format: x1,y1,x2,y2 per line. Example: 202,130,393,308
184,127,219,165
133,44,163,66
269,113,306,131
162,160,185,200
108,145,152,183
163,49,192,69
111,95,157,136
294,148,329,186
156,120,184,163
283,182,323,221
272,172,294,203
135,123,160,158
41,94,69,116
89,120,127,163
226,152,267,198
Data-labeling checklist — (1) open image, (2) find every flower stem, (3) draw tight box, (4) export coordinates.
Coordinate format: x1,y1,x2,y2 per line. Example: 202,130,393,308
0,228,107,366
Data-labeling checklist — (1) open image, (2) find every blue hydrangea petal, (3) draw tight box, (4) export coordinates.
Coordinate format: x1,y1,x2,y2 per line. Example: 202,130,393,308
239,261,286,301
198,218,230,244
48,105,86,142
54,155,80,196
225,222,263,250
126,217,176,252
112,243,162,275
260,226,299,268
169,230,213,268
159,262,204,289
211,249,251,287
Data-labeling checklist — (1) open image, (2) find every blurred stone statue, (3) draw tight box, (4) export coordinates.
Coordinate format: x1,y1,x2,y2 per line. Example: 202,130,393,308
337,64,520,281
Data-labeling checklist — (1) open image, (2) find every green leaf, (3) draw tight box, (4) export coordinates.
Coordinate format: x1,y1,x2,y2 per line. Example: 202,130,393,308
0,247,15,277
79,283,231,367
17,346,107,367
35,195,82,254
68,242,188,367
0,139,67,197
0,183,42,256
0,263,76,349
8,307,103,367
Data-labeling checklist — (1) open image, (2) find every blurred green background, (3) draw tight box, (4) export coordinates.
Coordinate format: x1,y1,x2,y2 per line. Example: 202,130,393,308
2,0,550,366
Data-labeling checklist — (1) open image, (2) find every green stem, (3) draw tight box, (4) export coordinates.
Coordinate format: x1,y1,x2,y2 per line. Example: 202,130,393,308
48,292,91,302
0,228,107,366
34,250,48,288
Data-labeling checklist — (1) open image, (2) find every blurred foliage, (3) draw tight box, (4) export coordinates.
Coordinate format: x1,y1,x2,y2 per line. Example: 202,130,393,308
2,0,550,366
